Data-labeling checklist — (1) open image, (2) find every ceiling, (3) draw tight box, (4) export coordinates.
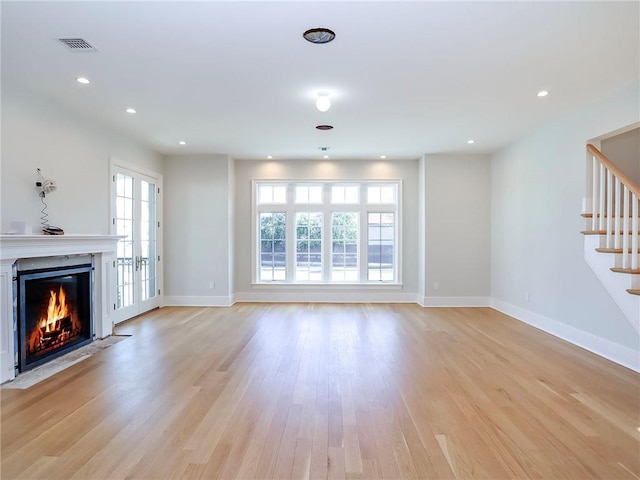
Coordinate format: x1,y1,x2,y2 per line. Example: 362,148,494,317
2,1,638,160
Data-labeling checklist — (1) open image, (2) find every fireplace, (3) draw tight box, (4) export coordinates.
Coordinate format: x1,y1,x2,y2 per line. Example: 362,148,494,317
15,255,94,372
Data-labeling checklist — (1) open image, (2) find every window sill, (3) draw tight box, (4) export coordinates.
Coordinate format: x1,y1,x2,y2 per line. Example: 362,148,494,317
251,282,404,290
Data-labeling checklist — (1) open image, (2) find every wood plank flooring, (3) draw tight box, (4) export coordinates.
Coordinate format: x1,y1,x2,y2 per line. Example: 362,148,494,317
2,304,639,479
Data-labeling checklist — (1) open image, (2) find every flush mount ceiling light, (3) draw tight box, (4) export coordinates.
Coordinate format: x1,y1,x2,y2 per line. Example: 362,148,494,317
303,28,336,44
316,125,333,130
179,141,186,145
126,108,137,114
537,90,549,97
76,77,90,84
467,139,475,144
316,93,331,112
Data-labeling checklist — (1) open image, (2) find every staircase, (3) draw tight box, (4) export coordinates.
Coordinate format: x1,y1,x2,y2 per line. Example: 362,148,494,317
582,144,639,333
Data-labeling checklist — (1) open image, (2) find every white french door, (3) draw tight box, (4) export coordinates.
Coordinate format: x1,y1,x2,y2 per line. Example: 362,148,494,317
111,164,162,324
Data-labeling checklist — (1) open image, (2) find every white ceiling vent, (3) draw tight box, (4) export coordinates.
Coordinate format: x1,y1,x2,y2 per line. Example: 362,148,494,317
58,38,98,52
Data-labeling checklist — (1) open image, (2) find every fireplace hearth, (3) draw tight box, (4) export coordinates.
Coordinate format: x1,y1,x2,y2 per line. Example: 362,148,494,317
16,255,94,373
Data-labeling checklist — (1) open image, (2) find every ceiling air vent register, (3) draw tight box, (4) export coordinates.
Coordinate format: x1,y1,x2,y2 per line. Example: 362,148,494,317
58,38,98,52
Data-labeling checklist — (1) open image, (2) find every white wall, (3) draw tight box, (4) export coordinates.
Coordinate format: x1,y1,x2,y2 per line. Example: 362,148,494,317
491,83,640,353
163,154,233,305
421,154,492,305
233,159,420,302
601,127,640,185
1,81,163,234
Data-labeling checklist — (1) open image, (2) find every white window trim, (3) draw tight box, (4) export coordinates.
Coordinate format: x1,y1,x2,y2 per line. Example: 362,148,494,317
252,179,402,286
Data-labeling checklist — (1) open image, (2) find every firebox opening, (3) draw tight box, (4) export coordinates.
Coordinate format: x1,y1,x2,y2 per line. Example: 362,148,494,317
17,258,94,373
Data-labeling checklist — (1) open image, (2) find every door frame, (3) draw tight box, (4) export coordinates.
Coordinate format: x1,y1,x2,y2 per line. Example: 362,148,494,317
109,157,163,324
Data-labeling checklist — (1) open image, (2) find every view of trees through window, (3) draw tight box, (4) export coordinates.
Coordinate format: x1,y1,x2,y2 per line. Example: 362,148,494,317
259,212,286,281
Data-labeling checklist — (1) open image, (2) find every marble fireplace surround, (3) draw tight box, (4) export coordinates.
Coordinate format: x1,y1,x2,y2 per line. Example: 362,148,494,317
0,235,121,383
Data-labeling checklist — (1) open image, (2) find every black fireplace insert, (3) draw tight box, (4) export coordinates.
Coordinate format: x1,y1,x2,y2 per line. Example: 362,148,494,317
16,258,94,372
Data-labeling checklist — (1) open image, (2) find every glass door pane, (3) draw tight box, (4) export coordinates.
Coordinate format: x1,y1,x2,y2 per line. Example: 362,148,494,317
115,173,135,309
140,180,157,302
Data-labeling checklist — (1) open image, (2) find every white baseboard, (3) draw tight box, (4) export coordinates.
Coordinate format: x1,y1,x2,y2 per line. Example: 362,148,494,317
233,291,418,304
418,296,491,307
491,299,640,373
163,295,234,307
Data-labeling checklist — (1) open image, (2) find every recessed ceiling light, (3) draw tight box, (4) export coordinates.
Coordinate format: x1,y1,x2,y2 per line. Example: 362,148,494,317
303,28,336,44
380,155,387,159
467,139,475,144
537,90,549,97
126,108,137,114
316,125,333,130
179,141,186,145
323,155,329,159
267,155,273,159
76,77,90,84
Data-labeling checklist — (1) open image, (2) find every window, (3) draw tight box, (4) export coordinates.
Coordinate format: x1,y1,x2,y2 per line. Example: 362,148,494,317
367,185,396,204
331,212,359,281
259,212,286,281
331,185,359,204
295,185,323,204
295,212,322,280
367,212,395,281
254,181,400,284
258,184,287,204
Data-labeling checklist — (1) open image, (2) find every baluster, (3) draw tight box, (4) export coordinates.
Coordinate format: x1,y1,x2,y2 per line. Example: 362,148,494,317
591,156,599,231
606,169,613,248
598,163,606,231
632,193,639,270
614,177,621,250
622,185,630,269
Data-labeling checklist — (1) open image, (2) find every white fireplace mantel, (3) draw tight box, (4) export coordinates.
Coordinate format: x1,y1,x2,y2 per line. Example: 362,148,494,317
0,234,122,383
0,234,122,261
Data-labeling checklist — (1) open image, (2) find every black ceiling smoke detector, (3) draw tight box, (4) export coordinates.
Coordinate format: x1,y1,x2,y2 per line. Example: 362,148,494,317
303,28,336,44
316,125,333,130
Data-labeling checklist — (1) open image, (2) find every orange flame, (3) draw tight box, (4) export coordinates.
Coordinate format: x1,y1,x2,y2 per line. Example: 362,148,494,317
40,286,69,332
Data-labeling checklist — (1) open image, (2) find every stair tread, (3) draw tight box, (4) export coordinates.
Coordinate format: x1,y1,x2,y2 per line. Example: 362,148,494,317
581,230,640,235
610,267,640,274
627,289,640,296
596,248,640,254
582,213,640,218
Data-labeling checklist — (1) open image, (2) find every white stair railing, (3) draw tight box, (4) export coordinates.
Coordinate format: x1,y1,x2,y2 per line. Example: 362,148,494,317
587,144,639,271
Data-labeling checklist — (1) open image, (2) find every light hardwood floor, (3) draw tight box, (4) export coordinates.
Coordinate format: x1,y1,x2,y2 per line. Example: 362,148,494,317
2,304,639,479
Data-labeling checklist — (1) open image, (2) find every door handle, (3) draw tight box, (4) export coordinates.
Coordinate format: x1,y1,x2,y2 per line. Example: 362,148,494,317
135,256,140,271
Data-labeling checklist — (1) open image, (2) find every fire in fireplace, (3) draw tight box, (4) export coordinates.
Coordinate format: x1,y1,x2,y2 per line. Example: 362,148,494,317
16,256,94,372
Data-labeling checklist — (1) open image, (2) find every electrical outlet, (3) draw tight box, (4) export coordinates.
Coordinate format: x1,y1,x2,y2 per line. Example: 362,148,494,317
209,281,215,289
433,281,440,291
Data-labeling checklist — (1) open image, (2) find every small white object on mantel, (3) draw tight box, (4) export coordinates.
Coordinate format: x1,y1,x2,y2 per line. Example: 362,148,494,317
0,234,124,384
7,221,32,235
